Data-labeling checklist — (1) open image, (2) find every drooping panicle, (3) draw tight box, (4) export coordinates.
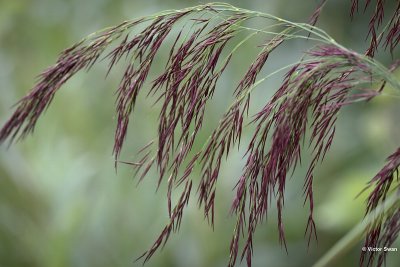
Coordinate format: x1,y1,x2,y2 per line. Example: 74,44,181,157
132,10,256,263
113,11,194,160
229,44,391,266
351,0,400,56
0,19,146,145
1,3,399,267
360,148,400,266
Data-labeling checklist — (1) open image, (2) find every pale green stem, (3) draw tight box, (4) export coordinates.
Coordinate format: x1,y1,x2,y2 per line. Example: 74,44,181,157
313,192,400,267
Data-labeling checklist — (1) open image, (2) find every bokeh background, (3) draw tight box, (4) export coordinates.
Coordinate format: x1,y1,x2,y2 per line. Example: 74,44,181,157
0,0,399,266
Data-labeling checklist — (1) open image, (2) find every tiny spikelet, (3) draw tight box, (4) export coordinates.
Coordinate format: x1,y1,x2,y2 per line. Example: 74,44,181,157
308,0,327,27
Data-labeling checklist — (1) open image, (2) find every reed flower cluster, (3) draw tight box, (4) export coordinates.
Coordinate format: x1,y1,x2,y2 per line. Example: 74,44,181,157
1,1,399,266
351,0,399,56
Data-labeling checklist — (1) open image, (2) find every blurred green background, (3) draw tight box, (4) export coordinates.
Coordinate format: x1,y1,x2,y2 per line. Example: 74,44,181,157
0,0,399,266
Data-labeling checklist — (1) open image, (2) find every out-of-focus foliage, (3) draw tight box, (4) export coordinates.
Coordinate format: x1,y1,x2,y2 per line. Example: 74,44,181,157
0,0,399,266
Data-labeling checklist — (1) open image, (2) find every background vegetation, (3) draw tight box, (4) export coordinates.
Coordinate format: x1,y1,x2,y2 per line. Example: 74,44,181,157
0,0,399,266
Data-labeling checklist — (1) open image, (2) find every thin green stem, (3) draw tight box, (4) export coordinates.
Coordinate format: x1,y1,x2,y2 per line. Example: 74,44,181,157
312,192,400,267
